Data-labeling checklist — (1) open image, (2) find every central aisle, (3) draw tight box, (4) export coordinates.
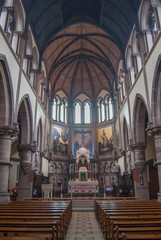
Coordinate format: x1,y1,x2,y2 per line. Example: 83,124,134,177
65,206,105,240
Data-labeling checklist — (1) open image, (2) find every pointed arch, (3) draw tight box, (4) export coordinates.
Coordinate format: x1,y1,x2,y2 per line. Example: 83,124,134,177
0,56,14,126
13,0,25,32
37,118,42,151
123,117,129,149
17,95,33,144
133,94,149,145
151,55,161,126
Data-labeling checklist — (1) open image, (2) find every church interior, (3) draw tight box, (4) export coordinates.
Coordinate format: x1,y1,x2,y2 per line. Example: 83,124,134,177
1,0,161,239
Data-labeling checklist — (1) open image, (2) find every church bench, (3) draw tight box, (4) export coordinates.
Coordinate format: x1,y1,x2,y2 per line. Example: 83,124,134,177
120,232,161,240
0,214,70,239
108,219,161,240
95,204,161,229
94,200,161,239
0,220,63,240
114,226,161,240
0,201,72,240
0,227,54,239
0,237,49,240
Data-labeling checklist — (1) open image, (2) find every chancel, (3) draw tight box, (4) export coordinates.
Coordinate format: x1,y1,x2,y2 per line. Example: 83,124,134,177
68,146,99,195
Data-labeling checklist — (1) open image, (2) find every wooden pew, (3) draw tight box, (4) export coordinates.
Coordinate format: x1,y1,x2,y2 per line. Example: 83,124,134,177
0,237,49,240
95,200,161,240
0,200,72,240
120,231,161,240
115,226,161,240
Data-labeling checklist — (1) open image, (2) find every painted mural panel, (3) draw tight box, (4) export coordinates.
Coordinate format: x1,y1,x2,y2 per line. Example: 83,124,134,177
73,128,93,158
98,126,113,155
52,125,69,156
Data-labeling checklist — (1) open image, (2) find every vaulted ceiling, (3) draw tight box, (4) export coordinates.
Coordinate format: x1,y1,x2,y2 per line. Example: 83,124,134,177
21,0,141,100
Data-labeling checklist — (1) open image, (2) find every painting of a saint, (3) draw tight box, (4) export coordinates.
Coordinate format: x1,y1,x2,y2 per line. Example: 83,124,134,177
52,125,69,155
98,126,113,155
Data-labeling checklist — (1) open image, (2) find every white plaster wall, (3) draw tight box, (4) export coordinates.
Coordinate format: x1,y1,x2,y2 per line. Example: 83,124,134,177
36,102,46,149
145,36,161,106
0,30,19,110
119,101,130,147
56,90,68,99
129,70,147,131
97,89,109,99
18,73,36,126
75,93,90,101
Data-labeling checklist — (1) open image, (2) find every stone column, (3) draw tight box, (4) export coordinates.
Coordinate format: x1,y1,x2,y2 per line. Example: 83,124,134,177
147,126,161,202
133,145,149,200
17,144,36,201
0,124,19,203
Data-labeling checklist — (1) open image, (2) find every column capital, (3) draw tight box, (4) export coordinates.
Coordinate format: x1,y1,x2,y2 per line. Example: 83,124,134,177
18,143,37,153
146,123,161,140
0,123,19,138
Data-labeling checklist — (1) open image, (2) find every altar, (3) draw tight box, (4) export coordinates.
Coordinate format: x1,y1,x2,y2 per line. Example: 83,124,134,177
68,179,99,194
68,146,99,194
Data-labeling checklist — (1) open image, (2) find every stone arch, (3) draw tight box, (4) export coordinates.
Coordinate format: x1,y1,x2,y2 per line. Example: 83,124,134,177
0,56,14,126
131,29,142,74
13,0,24,32
37,118,43,151
140,0,151,30
32,47,39,70
133,94,149,145
123,117,129,149
126,46,135,85
140,0,154,53
151,55,161,126
17,95,33,144
25,30,33,56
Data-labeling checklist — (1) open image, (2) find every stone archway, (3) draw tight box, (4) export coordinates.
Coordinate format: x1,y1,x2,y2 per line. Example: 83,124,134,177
150,55,161,201
0,58,17,203
0,58,13,126
132,94,149,200
17,95,35,201
151,55,161,126
133,94,148,146
18,95,33,144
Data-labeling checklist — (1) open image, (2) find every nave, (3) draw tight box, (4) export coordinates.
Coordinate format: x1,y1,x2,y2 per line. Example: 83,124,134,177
0,198,161,240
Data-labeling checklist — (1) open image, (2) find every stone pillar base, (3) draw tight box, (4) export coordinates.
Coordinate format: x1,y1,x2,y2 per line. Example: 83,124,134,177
133,168,149,200
157,191,161,202
0,192,10,203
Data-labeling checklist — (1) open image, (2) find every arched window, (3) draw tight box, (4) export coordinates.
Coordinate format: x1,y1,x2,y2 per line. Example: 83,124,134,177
107,97,113,120
75,101,81,124
52,98,57,121
100,99,105,122
52,95,68,123
84,101,91,123
98,96,113,123
60,100,65,122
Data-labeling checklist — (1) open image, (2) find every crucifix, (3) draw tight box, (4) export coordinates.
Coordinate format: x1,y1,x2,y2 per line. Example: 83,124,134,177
75,129,91,146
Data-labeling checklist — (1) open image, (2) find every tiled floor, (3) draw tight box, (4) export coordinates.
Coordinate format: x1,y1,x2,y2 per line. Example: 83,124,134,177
65,212,105,240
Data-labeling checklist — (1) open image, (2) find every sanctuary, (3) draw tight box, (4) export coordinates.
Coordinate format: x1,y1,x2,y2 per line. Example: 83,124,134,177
68,146,99,195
